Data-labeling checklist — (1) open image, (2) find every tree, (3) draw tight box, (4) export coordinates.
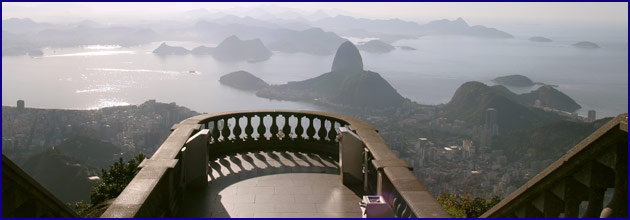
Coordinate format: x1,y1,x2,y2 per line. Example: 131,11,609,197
89,153,146,205
66,201,91,216
438,192,501,218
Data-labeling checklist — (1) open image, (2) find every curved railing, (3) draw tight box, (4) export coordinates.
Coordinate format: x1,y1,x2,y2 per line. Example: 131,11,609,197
481,113,628,218
101,110,448,218
182,110,350,156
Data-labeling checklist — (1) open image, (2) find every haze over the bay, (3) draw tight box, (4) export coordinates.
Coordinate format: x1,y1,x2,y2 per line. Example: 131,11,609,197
3,2,628,26
2,2,627,117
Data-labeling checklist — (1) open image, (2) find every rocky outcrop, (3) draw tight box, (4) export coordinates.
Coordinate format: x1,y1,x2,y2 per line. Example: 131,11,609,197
190,45,214,55
211,35,272,62
492,75,535,87
398,46,417,51
257,41,405,108
154,36,273,62
529,36,552,42
331,41,364,73
152,42,190,55
521,85,581,112
219,71,269,91
357,40,395,53
440,81,562,131
573,41,600,49
420,17,514,39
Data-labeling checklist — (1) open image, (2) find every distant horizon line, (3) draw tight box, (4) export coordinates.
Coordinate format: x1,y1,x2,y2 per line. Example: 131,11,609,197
2,2,627,27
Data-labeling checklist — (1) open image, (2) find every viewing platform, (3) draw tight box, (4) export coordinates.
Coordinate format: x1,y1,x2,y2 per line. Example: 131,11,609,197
5,110,626,218
101,110,448,218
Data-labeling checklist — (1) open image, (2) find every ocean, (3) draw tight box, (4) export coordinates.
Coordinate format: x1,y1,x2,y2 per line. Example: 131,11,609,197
2,26,627,118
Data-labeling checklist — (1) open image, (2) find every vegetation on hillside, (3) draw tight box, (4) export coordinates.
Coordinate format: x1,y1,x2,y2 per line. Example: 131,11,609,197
21,148,98,203
520,85,582,112
441,81,562,132
90,153,146,206
68,153,145,217
438,192,501,218
492,74,534,87
55,135,122,168
66,201,91,216
257,41,407,108
493,117,610,161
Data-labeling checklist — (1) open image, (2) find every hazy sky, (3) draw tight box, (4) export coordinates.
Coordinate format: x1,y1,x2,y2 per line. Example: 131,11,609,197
2,2,628,26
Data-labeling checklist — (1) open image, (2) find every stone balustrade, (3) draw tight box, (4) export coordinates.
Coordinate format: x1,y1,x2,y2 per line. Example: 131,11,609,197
101,110,448,218
481,113,628,218
2,154,79,218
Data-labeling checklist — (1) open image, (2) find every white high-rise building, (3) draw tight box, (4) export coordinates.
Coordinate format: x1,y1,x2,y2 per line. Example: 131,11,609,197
588,110,596,122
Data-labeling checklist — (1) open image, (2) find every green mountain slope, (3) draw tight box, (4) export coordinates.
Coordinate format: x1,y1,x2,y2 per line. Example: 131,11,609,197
21,148,98,203
441,81,563,131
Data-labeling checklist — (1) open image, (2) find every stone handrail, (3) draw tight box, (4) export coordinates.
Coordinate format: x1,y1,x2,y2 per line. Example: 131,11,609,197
101,110,448,218
481,113,628,218
3,154,80,218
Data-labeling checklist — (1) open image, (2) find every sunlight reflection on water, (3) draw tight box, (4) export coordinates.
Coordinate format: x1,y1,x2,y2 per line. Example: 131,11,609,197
83,45,122,50
47,50,135,57
87,98,131,110
87,68,183,76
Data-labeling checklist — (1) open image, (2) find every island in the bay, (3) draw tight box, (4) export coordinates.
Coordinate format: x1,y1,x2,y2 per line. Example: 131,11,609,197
357,40,396,53
398,46,417,51
152,42,189,55
256,41,407,109
528,36,553,42
490,75,581,112
572,41,600,49
492,74,535,87
153,35,273,62
193,35,272,62
219,70,269,91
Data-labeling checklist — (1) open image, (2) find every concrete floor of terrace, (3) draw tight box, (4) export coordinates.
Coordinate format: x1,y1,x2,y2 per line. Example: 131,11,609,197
176,150,364,218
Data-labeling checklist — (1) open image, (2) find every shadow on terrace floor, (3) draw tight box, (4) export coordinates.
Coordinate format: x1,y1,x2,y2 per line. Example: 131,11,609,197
176,150,364,218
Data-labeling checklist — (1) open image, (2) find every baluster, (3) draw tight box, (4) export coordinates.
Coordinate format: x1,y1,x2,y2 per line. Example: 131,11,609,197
579,162,614,217
408,207,418,218
515,203,544,218
211,120,220,143
400,202,412,218
221,117,231,141
559,177,588,218
257,115,266,140
245,115,254,140
233,115,242,141
392,192,403,217
306,115,316,140
328,121,338,142
295,115,304,140
270,113,279,141
563,196,581,218
317,118,327,141
282,114,291,140
601,142,627,218
532,191,564,217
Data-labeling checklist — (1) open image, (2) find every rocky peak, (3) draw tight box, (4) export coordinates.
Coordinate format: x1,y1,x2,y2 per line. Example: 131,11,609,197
331,41,364,73
455,17,469,27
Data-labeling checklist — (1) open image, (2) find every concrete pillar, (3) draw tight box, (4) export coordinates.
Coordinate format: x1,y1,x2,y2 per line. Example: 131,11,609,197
339,127,365,186
182,129,209,188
